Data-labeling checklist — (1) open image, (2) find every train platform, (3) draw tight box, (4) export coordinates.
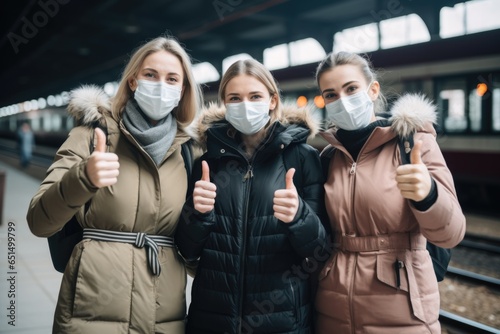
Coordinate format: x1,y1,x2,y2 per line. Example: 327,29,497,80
0,156,498,333
0,160,61,333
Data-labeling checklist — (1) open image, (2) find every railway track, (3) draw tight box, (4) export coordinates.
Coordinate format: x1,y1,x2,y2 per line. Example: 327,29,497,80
440,309,500,334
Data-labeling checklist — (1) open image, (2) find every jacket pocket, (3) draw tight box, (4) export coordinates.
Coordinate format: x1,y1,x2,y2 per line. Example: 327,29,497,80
376,253,409,292
376,252,437,324
72,241,133,322
404,251,440,324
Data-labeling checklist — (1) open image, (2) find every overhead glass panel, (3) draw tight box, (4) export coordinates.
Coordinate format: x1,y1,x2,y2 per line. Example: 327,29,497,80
264,44,289,70
440,0,500,38
289,38,326,66
222,54,253,74
380,14,430,49
333,23,378,53
193,62,220,84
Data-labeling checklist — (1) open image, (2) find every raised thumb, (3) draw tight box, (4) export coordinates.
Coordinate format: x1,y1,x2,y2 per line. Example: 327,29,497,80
201,160,210,181
94,128,106,153
285,168,296,189
410,140,423,165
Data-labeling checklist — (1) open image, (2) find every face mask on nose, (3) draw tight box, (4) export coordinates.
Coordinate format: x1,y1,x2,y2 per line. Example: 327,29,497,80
225,101,271,135
325,84,374,130
134,80,182,120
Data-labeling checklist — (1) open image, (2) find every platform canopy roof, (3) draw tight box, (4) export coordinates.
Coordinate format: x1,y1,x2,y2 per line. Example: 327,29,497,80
0,0,466,106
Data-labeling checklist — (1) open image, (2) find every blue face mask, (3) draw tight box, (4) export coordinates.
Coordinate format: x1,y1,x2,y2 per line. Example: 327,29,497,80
225,101,271,135
325,84,374,130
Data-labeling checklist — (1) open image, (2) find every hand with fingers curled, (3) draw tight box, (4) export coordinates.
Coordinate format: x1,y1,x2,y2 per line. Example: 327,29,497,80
273,168,299,223
396,140,432,202
85,128,120,188
193,160,217,214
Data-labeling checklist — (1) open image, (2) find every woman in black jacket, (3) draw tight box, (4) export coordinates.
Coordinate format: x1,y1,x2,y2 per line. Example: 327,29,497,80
176,59,329,333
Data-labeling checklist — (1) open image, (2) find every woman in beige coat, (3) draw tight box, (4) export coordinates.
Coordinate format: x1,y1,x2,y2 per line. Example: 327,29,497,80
314,51,466,333
27,36,203,333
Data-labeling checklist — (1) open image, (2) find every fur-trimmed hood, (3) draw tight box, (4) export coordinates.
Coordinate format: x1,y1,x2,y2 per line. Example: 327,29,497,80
67,85,112,126
67,85,199,140
195,102,321,144
388,93,437,137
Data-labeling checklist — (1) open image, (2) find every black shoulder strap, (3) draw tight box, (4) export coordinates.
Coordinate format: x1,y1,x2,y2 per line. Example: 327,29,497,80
89,118,109,153
398,135,414,165
181,140,194,198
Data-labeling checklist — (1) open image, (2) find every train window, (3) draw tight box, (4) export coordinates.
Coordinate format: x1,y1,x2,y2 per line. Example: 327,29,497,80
9,117,17,132
493,88,500,131
468,89,482,132
52,114,62,131
440,88,467,132
43,113,51,132
32,117,40,131
66,116,74,130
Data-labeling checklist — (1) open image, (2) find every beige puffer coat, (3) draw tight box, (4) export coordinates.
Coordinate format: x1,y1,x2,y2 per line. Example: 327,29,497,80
315,94,466,334
27,86,201,333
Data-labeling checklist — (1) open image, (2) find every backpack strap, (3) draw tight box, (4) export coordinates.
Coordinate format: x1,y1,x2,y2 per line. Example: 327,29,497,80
181,140,194,197
398,135,414,165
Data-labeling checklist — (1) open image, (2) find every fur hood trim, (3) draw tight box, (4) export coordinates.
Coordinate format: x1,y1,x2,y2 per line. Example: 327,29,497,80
196,102,321,143
67,85,111,126
389,93,437,138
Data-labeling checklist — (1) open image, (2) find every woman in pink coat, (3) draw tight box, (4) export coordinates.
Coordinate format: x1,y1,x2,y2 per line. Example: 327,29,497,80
314,51,466,334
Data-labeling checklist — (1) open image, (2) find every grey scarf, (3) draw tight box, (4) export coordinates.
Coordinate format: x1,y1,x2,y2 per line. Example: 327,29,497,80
123,99,177,166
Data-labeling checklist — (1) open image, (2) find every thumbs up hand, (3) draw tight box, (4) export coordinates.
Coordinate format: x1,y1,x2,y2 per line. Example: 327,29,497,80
273,168,299,223
86,128,120,188
193,160,217,214
395,140,432,202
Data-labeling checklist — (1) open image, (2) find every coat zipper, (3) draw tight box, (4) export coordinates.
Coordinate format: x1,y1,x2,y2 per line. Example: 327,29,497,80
208,125,277,333
349,162,357,175
238,165,253,334
348,157,357,333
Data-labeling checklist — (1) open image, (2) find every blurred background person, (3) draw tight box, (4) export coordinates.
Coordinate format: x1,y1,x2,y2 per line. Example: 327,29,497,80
17,122,35,168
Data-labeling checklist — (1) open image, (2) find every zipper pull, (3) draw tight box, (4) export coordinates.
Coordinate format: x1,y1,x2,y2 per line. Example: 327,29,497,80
394,260,404,290
349,162,357,175
243,165,254,181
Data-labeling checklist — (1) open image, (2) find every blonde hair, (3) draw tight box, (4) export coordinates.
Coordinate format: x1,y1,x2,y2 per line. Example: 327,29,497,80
219,59,282,123
316,51,386,113
112,36,202,126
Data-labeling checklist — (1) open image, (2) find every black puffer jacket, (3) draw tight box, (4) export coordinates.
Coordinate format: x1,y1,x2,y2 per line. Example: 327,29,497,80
176,105,329,334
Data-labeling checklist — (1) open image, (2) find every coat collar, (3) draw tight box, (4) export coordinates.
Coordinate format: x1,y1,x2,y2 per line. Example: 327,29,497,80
195,102,321,147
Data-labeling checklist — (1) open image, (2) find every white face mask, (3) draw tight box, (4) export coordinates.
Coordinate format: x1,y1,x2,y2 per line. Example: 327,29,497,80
134,80,182,121
225,101,271,135
325,85,374,130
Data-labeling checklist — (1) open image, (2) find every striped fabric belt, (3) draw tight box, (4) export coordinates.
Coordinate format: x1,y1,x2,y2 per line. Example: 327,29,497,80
82,228,174,276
